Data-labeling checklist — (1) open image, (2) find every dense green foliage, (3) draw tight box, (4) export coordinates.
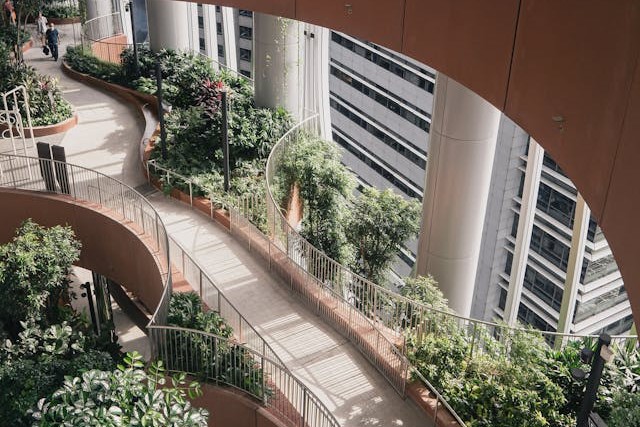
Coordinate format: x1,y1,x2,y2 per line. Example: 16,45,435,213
404,275,640,427
32,351,208,426
64,46,293,210
0,221,121,426
42,2,79,19
0,220,81,338
347,187,420,284
168,292,232,339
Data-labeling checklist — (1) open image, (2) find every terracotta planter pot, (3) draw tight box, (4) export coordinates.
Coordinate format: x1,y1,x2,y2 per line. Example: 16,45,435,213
0,112,78,137
48,16,81,25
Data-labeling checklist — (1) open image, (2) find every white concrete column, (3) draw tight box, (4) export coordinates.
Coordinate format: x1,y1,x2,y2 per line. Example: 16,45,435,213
202,4,218,59
85,0,112,21
302,24,332,139
254,13,304,121
220,6,238,71
415,73,500,317
186,2,200,52
556,193,590,347
145,0,190,51
503,139,545,325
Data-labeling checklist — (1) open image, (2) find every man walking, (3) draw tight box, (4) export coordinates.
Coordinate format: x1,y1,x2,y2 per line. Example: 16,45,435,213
45,22,59,61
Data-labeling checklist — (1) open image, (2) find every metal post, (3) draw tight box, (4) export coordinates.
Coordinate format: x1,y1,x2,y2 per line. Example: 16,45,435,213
155,60,168,160
221,89,230,192
127,1,139,77
81,282,99,335
577,334,612,427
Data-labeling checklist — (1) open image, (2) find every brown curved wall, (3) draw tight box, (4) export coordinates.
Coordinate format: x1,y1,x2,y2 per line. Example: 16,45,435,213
183,0,640,330
192,384,287,427
0,190,164,314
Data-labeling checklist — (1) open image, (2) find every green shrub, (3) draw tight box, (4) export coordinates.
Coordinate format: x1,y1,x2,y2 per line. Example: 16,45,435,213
609,390,640,427
42,3,79,18
64,45,123,83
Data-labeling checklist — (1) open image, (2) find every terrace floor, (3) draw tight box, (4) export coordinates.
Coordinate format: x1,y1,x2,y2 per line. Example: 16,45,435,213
1,24,432,427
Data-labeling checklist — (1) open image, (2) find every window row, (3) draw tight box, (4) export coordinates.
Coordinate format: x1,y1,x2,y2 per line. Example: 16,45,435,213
330,66,430,132
331,32,434,93
333,131,422,199
330,97,427,169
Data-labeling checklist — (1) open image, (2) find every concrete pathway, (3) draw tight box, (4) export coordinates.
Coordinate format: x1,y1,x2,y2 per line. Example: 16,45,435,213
10,26,432,426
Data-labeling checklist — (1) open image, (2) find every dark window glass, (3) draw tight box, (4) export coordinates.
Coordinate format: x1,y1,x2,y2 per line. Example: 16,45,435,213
239,9,253,17
239,48,251,62
198,16,204,29
239,25,252,40
330,32,434,94
217,44,224,57
216,22,222,35
198,37,205,51
239,69,251,78
498,288,508,311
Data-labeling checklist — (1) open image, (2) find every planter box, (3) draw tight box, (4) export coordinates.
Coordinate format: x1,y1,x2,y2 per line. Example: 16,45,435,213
48,16,81,25
0,112,78,137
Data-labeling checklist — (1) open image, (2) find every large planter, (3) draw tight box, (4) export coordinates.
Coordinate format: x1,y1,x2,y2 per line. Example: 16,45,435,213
48,16,81,25
0,112,78,137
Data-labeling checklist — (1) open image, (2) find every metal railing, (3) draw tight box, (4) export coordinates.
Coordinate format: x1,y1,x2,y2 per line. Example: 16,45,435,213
147,326,339,427
166,235,283,366
0,152,172,318
0,153,339,427
82,13,130,63
143,116,638,426
1,86,36,154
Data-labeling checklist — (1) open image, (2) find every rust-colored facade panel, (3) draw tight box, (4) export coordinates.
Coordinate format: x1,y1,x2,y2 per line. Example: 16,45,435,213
600,57,640,332
295,0,405,51
190,0,295,18
505,0,640,220
0,191,165,314
402,0,519,109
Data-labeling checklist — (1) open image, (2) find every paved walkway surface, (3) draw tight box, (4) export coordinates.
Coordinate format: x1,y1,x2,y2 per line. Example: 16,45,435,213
4,25,431,427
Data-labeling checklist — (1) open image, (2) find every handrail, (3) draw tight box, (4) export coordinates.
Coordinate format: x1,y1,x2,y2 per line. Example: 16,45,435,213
0,152,172,324
263,123,637,348
0,153,339,427
146,324,340,427
165,234,284,367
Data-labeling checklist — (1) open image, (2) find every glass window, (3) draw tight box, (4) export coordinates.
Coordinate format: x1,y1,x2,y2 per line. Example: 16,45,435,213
240,69,251,78
216,22,222,35
217,44,224,57
239,26,252,40
239,48,251,62
198,37,205,51
239,9,253,17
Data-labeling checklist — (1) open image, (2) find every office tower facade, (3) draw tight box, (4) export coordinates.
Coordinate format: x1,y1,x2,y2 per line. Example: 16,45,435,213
475,117,633,336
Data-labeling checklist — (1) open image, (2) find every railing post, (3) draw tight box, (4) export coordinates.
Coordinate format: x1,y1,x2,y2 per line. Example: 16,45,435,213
261,356,267,405
8,156,16,188
302,388,308,427
189,181,193,206
120,185,126,217
155,213,160,251
199,269,203,298
70,166,76,199
139,202,145,233
96,174,103,205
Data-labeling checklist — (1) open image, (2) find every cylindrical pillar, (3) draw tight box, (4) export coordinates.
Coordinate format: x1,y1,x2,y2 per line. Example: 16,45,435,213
145,0,191,52
85,0,112,21
415,73,500,317
254,13,303,121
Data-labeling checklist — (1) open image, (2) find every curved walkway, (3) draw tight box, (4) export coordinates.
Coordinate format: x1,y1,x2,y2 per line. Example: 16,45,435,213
12,25,431,427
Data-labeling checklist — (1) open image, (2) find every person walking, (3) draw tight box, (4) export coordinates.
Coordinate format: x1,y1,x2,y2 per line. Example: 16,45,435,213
3,0,15,25
45,22,59,61
36,11,48,46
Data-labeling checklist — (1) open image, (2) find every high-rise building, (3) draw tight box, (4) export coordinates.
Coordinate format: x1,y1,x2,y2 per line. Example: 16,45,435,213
155,6,633,336
475,118,633,336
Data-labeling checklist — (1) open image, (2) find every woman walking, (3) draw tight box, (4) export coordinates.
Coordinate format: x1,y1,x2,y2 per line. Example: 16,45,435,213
37,11,48,46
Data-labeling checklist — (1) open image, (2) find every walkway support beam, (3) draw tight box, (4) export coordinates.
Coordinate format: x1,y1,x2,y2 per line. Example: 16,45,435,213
416,73,500,317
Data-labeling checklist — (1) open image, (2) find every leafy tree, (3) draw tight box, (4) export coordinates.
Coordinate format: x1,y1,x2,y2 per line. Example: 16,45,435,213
609,390,640,427
0,220,81,338
346,187,420,284
278,133,356,265
32,351,208,426
400,275,448,311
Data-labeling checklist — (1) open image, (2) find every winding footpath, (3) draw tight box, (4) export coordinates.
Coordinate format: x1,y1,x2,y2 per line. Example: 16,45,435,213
6,25,432,426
